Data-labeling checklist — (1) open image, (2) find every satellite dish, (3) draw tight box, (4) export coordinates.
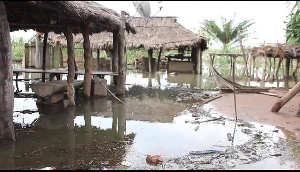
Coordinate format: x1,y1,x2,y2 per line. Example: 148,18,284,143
133,1,151,18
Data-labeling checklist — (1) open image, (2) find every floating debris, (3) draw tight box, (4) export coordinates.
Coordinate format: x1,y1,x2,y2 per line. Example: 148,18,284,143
189,150,222,155
121,161,131,167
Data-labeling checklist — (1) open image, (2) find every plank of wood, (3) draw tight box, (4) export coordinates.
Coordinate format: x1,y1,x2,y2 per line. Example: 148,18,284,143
258,92,282,98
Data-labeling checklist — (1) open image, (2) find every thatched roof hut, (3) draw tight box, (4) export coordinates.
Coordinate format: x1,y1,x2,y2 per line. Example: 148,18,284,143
4,1,136,34
48,16,207,51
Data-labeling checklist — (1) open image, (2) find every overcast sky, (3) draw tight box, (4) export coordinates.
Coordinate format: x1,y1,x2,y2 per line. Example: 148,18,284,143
10,1,292,48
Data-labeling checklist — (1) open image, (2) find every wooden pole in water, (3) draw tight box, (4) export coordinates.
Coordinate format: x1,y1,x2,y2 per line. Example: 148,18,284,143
64,26,76,106
0,1,15,141
97,48,100,70
148,48,153,73
116,11,126,96
112,29,119,85
24,43,29,68
271,81,300,112
156,47,162,71
82,21,92,99
196,45,201,74
42,32,48,82
59,46,64,68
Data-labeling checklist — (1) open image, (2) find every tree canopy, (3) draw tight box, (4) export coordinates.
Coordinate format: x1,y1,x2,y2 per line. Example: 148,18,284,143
200,13,254,50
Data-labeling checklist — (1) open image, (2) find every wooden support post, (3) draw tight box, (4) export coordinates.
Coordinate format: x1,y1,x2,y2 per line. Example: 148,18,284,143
42,32,48,82
35,34,41,68
116,11,126,96
97,48,100,70
64,26,76,106
112,29,119,85
199,48,203,74
148,48,153,73
285,57,290,79
74,58,78,80
83,21,92,99
0,1,15,141
271,81,300,112
191,47,197,72
24,43,29,68
59,46,64,68
156,47,162,71
196,45,201,74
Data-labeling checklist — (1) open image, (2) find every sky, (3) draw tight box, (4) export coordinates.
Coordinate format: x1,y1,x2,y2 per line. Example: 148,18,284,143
10,1,293,48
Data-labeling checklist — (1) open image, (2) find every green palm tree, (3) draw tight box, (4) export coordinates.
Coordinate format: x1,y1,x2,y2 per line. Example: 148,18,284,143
200,13,254,51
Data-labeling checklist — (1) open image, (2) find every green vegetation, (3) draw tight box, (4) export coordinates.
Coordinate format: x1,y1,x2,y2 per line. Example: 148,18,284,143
200,13,254,51
285,1,300,43
11,37,26,59
10,36,254,68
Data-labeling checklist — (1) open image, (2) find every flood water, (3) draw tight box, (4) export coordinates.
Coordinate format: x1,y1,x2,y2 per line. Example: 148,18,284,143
1,61,300,170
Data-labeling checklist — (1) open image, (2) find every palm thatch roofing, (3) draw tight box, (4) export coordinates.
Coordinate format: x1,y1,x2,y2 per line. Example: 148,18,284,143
249,43,300,59
4,1,136,34
48,16,208,51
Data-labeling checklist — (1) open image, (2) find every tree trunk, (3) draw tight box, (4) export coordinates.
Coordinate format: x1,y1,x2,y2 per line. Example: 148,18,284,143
271,81,300,112
64,27,75,106
83,22,92,98
0,2,15,141
116,11,126,96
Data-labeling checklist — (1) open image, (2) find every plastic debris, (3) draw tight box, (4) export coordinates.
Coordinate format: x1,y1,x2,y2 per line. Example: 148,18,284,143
146,155,163,164
189,149,222,155
227,160,236,167
121,161,131,167
37,167,56,170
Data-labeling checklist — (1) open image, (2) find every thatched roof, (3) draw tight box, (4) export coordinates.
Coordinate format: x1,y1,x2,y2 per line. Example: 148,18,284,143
249,43,300,59
4,1,136,34
48,16,208,51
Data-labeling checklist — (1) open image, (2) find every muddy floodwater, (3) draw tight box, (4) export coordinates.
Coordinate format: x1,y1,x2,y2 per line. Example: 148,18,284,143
1,63,300,170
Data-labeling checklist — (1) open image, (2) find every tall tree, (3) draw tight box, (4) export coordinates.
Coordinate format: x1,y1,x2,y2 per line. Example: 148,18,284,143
200,13,254,50
0,1,15,141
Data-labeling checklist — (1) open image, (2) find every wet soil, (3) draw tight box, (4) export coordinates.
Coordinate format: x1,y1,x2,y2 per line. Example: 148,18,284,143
207,89,300,139
6,85,300,170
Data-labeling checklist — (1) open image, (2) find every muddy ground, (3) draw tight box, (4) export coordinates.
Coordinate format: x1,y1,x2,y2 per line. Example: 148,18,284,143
11,88,300,170
207,89,300,139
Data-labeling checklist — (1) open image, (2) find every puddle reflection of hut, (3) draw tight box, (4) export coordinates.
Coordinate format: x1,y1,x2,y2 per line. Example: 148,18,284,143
49,17,208,74
1,1,136,141
4,98,134,169
95,88,185,123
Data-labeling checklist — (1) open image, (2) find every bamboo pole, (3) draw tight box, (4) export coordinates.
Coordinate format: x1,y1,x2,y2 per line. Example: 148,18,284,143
271,81,300,112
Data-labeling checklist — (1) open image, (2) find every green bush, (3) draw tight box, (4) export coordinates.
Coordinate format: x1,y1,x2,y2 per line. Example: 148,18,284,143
11,37,25,59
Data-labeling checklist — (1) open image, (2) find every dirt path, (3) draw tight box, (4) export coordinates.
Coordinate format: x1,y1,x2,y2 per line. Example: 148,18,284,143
207,90,300,139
